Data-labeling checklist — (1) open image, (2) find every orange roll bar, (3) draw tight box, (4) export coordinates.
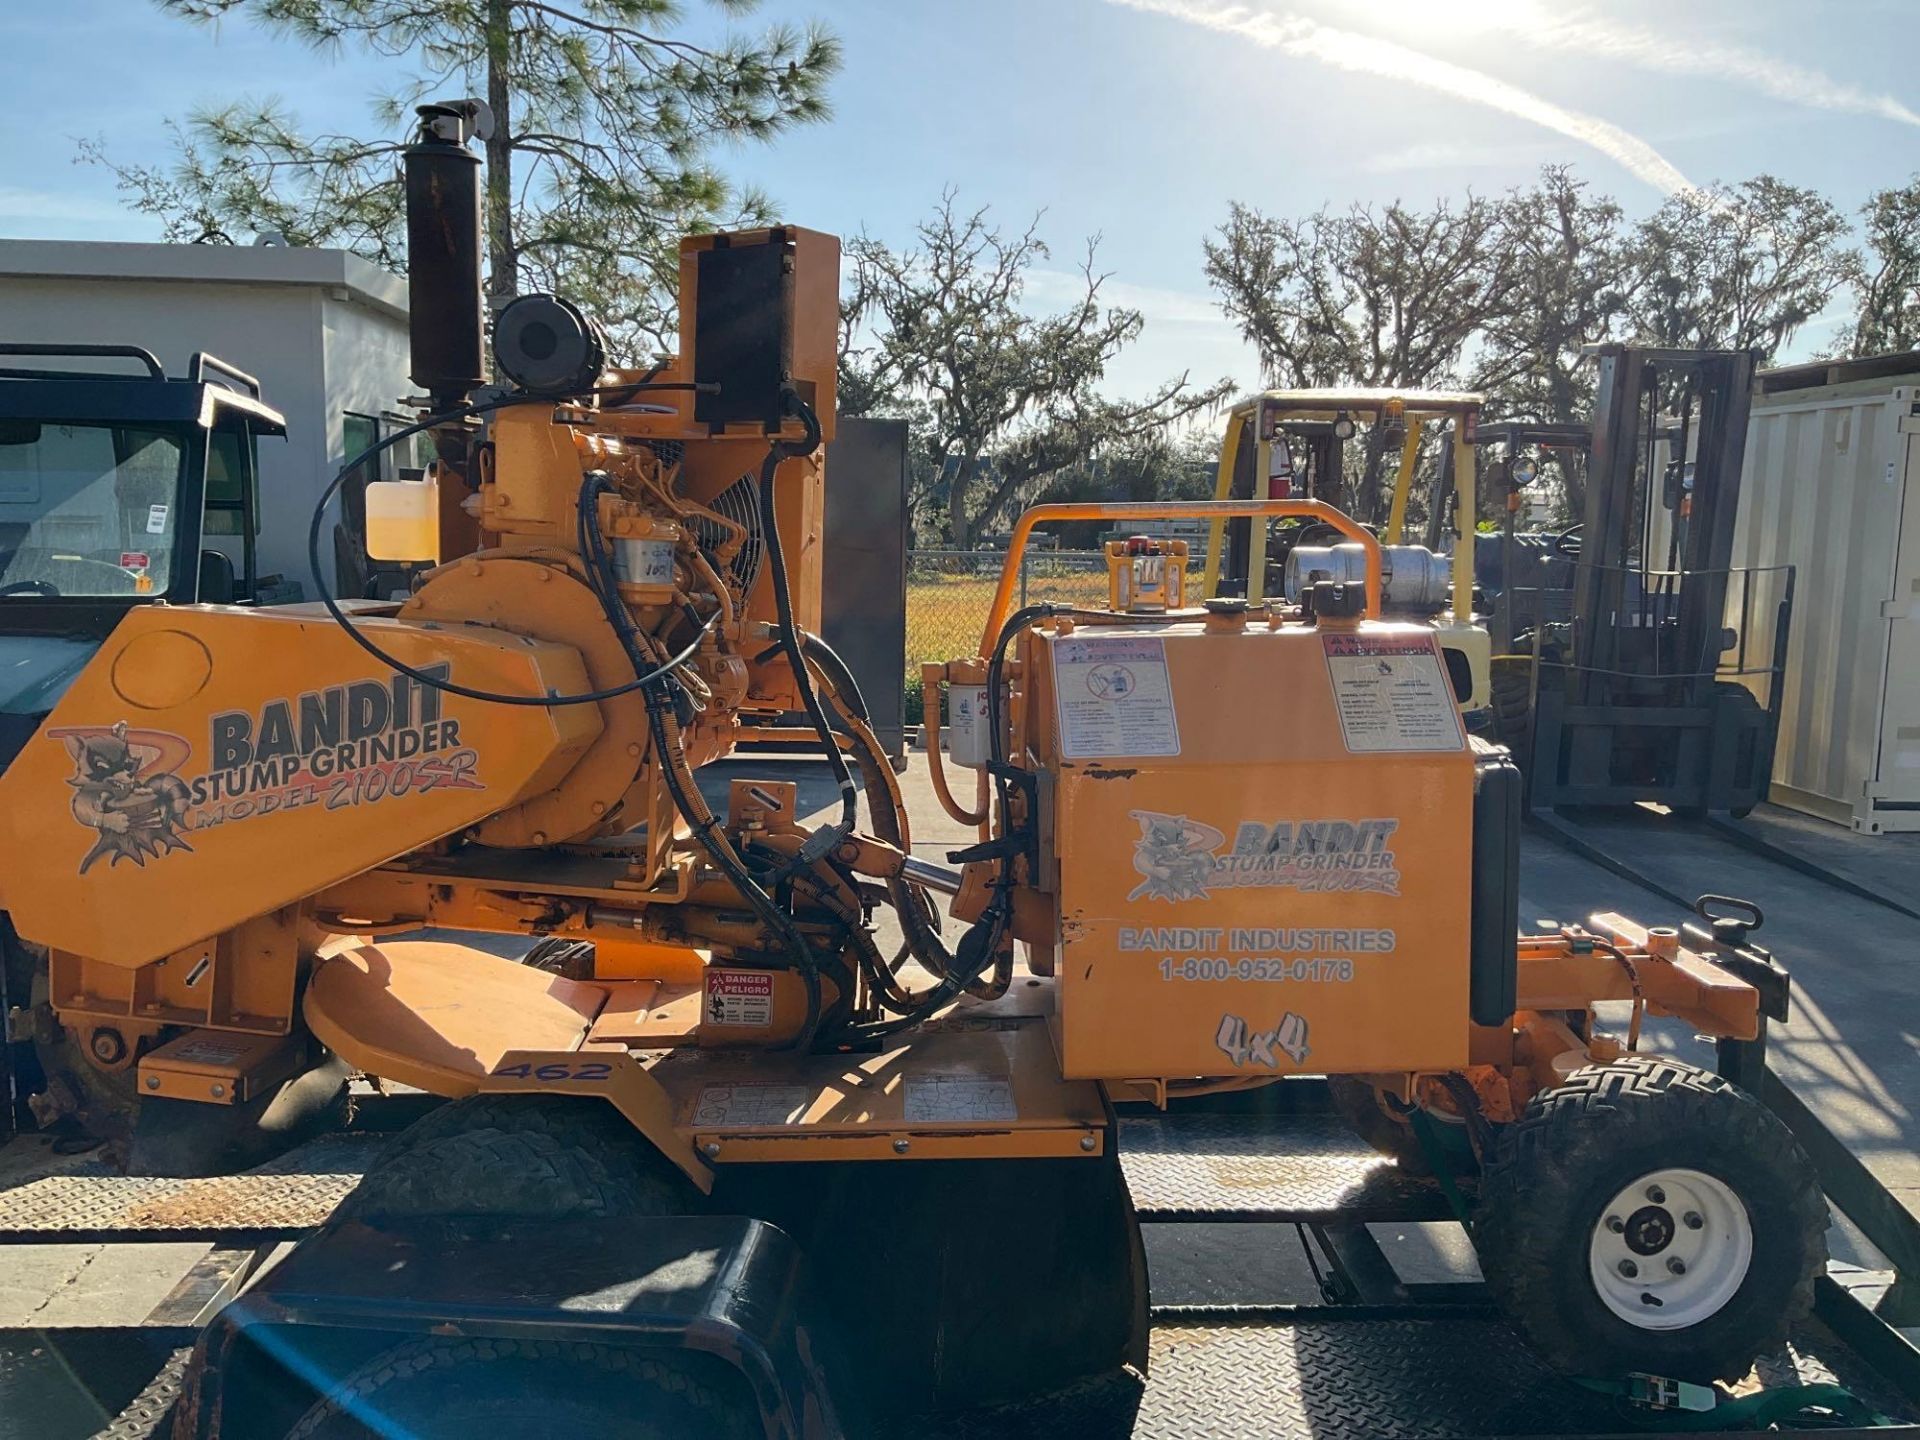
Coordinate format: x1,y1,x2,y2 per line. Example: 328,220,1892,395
978,500,1382,653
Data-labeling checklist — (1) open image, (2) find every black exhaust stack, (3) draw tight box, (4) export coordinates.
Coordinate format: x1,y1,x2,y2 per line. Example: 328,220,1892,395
404,101,489,414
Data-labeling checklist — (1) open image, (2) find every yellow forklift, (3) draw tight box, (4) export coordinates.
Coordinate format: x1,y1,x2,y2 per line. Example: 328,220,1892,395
0,104,1864,1436
1198,386,1491,709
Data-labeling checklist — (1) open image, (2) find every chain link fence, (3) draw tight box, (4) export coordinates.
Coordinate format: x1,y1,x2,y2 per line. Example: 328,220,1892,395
904,550,1109,717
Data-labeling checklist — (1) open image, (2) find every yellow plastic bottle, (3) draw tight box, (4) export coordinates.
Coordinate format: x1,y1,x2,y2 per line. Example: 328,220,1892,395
364,475,441,562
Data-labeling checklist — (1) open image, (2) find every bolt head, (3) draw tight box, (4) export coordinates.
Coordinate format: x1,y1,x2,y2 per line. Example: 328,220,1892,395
1606,1215,1625,1233
892,1138,910,1154
1646,1184,1666,1203
209,1083,226,1098
701,1140,721,1158
1667,1257,1687,1275
1080,1134,1097,1152
145,1075,161,1090
1683,1211,1704,1230
1617,1259,1639,1278
89,1031,125,1063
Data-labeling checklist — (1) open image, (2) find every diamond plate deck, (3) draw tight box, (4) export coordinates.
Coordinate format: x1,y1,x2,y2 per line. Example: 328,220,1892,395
83,1316,1915,1440
1120,1113,1449,1221
92,1346,193,1440
0,1134,386,1242
908,1317,1917,1439
3,1115,1434,1239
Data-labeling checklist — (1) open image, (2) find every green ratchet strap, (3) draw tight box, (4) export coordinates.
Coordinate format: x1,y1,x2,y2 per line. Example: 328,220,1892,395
1574,1374,1895,1430
1408,1106,1475,1232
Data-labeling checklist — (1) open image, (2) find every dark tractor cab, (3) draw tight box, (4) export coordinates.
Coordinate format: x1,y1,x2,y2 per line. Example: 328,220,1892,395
0,345,288,1141
0,344,286,607
0,343,288,747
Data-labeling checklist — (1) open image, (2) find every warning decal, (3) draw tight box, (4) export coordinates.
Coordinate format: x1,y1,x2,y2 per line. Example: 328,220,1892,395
903,1074,1018,1123
705,968,774,1028
1053,635,1181,759
692,1084,810,1128
1322,634,1466,753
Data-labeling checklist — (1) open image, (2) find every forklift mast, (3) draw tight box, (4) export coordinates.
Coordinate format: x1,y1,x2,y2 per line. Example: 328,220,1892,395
1577,345,1759,714
1488,344,1786,815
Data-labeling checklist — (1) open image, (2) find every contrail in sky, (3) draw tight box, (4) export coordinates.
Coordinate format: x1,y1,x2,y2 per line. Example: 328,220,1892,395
1106,0,1697,194
1454,4,1920,129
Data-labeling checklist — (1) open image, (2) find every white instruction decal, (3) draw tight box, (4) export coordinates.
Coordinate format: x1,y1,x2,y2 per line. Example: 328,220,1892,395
705,968,773,1028
903,1074,1018,1123
146,503,169,534
1054,635,1180,759
1322,634,1465,753
692,1083,810,1128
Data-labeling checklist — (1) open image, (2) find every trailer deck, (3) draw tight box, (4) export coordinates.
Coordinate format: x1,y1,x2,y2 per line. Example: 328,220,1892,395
4,1079,1916,1440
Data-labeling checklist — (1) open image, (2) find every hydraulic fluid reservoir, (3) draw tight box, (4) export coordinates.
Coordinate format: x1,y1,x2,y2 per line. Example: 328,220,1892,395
946,684,991,768
365,475,442,562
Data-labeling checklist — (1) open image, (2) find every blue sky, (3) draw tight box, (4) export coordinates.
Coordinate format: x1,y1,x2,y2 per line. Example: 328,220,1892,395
2,0,1917,397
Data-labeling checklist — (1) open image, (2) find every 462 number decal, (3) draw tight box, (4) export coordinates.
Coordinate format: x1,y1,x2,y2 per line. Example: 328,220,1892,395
489,1059,614,1082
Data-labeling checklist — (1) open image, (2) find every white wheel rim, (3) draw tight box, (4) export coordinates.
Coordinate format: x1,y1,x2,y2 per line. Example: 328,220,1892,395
1587,1167,1753,1330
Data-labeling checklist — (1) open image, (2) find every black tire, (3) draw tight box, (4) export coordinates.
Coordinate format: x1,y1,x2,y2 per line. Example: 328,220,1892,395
283,1335,758,1440
333,1095,698,1225
1489,656,1534,774
1476,1055,1827,1383
521,937,596,980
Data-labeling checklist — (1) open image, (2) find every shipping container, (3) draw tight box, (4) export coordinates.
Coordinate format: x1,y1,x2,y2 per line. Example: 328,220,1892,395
1733,353,1920,833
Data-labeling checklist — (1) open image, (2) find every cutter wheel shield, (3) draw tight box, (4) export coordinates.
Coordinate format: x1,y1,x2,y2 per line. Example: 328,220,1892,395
1475,1055,1828,1382
280,1337,759,1440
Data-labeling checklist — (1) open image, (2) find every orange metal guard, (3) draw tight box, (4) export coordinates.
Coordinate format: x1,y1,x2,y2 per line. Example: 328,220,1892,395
978,501,1383,653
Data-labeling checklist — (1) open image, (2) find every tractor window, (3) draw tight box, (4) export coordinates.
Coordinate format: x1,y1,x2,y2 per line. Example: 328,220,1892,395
340,412,381,538
0,421,184,598
205,425,258,536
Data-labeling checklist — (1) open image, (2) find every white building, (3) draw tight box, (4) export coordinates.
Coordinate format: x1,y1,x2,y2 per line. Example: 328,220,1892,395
0,239,413,592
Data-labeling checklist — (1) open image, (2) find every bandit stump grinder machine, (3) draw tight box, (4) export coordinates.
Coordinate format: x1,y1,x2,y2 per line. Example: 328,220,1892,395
0,103,1828,1436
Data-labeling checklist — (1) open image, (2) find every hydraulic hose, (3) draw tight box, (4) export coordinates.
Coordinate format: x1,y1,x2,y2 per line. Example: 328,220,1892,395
830,602,1055,1044
573,471,826,1049
810,656,957,1013
304,384,716,709
756,393,858,862
920,662,991,828
643,689,823,1049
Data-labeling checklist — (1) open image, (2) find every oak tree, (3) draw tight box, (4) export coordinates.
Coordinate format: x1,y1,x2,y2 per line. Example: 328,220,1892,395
842,194,1230,547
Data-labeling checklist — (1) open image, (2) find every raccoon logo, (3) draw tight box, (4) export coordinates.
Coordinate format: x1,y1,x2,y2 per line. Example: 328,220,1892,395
1127,810,1224,902
51,722,195,873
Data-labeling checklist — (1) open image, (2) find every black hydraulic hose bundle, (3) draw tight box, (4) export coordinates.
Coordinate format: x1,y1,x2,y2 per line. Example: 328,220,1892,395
573,472,826,1049
827,602,1054,1045
796,635,964,1016
305,387,716,708
755,393,859,864
301,386,1094,1050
